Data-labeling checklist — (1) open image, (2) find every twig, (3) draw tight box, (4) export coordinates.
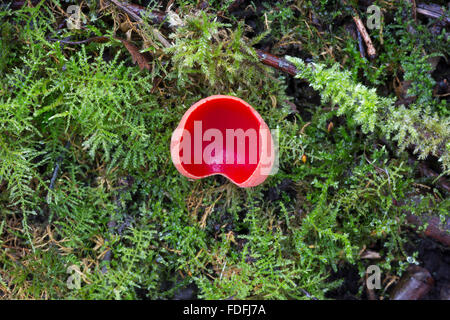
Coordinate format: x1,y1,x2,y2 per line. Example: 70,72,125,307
352,15,376,59
48,141,71,191
416,3,450,25
109,0,142,22
42,140,71,220
341,0,376,59
255,50,299,76
116,1,166,24
300,288,318,300
47,36,109,45
356,27,366,58
108,0,171,48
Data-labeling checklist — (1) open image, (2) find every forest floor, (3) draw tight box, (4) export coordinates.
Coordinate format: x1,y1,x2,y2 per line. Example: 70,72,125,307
0,0,449,300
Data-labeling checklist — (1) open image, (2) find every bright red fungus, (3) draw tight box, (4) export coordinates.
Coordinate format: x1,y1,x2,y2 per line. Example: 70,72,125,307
170,95,275,187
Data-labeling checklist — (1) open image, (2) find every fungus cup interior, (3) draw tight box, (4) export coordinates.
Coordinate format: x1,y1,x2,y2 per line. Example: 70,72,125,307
179,96,264,185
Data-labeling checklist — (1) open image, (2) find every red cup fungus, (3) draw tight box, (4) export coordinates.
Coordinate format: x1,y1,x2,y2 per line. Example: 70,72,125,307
170,95,275,187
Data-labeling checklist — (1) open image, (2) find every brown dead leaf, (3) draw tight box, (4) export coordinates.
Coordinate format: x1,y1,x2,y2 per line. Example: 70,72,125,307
120,39,150,71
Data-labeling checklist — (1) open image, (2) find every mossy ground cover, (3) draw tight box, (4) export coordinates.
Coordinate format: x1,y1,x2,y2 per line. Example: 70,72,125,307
0,0,448,299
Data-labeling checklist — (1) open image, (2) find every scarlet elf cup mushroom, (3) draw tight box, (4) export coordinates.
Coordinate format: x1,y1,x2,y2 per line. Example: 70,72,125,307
170,95,275,188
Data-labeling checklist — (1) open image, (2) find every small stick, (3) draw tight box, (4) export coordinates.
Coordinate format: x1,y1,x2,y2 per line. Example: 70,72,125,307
356,27,366,58
48,141,71,191
300,288,318,300
109,0,142,22
108,0,171,48
341,0,376,59
255,50,299,76
352,15,376,59
44,140,71,219
416,3,450,25
47,36,109,45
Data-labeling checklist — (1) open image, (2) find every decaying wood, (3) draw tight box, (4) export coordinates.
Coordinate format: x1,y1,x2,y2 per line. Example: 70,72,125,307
391,265,434,300
406,213,450,248
393,189,450,248
416,3,450,25
360,249,381,260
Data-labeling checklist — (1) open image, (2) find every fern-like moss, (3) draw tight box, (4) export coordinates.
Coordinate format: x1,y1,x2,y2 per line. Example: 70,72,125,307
286,56,449,171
